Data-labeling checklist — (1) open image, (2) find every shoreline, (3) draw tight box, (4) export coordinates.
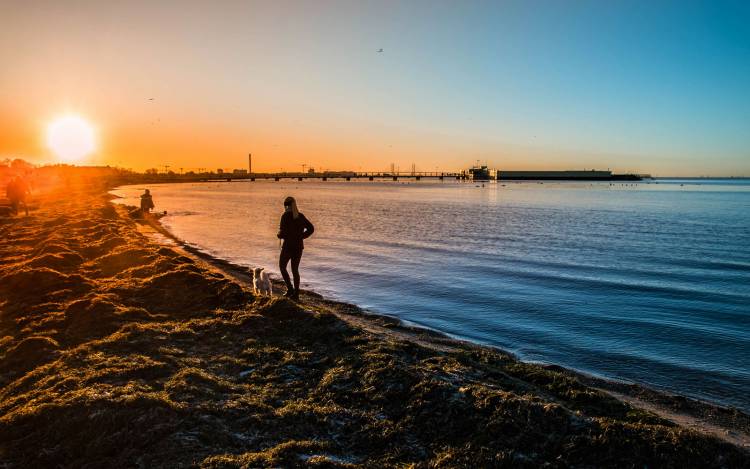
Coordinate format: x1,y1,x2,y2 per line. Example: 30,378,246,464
1,179,748,467
130,193,750,448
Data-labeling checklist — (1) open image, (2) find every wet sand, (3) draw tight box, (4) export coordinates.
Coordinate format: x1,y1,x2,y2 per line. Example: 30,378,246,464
1,178,748,467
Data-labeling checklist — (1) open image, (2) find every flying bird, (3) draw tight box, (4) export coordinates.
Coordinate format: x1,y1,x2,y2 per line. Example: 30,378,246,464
377,48,383,53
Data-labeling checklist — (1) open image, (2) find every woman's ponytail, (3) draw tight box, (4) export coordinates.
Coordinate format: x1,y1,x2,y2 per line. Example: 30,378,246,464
284,196,299,219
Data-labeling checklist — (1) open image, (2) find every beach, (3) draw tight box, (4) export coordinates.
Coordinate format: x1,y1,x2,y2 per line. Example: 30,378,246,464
1,175,749,467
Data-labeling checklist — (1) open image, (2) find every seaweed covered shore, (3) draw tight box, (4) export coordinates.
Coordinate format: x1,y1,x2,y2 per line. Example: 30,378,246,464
1,181,749,468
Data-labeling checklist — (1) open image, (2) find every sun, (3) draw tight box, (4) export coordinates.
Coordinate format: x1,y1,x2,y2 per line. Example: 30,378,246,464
46,115,96,162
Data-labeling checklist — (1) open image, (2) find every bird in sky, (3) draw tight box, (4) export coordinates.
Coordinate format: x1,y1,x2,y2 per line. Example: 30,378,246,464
377,48,383,53
148,98,154,101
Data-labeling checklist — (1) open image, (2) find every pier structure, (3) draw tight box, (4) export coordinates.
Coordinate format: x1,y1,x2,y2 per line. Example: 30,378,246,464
126,166,647,184
131,171,468,183
247,171,466,181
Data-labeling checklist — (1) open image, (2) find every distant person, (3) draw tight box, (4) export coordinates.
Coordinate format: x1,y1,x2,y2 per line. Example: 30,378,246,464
6,176,29,216
277,196,314,300
140,189,155,214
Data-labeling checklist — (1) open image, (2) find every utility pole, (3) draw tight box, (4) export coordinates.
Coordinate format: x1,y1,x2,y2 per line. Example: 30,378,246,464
248,153,252,174
162,165,170,174
302,164,307,174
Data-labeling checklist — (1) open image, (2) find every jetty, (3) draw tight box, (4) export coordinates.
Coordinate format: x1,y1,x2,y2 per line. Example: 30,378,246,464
115,167,648,184
118,171,468,184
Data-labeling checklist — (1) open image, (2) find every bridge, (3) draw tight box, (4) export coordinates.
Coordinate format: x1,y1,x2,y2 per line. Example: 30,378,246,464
244,172,466,182
128,171,469,184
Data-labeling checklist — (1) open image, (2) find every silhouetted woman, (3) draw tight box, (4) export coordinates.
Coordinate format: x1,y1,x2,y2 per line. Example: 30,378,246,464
140,189,155,214
277,196,314,300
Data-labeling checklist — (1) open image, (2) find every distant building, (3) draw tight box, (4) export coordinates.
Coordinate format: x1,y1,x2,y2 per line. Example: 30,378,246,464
217,168,224,174
462,166,633,181
464,165,497,180
499,170,612,180
308,167,316,174
233,169,248,175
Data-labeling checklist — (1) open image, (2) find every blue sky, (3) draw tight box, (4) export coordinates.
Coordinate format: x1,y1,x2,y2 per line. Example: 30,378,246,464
2,0,749,175
333,0,750,174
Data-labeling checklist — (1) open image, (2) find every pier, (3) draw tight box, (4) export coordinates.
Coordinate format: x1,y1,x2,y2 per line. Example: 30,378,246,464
119,169,646,185
124,171,469,184
248,172,466,182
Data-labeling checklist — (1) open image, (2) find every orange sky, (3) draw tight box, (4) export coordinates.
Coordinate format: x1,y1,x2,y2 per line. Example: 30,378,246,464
2,1,748,176
1,89,641,174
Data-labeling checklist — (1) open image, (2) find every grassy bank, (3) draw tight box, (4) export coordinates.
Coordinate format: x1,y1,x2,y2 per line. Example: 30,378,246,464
1,182,748,467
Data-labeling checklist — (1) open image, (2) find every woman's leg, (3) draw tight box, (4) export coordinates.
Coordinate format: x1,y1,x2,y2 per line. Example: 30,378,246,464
290,250,302,298
279,249,293,294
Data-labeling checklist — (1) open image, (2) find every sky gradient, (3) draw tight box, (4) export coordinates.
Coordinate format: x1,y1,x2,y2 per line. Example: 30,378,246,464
1,0,749,176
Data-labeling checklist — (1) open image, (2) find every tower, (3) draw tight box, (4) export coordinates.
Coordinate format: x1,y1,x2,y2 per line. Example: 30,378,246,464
248,153,252,174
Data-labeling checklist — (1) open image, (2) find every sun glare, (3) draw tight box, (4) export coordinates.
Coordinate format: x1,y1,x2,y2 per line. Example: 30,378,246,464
46,115,96,162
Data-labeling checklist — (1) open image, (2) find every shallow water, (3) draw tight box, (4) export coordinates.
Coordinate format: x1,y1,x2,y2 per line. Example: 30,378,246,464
113,179,750,411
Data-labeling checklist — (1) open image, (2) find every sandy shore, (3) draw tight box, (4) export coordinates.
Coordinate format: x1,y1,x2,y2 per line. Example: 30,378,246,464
1,178,749,467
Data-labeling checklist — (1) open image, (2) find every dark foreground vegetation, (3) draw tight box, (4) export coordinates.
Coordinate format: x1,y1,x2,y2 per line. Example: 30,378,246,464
1,176,748,467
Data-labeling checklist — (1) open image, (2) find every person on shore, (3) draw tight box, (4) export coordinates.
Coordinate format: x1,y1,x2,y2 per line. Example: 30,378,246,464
277,196,314,300
140,189,155,214
6,176,30,216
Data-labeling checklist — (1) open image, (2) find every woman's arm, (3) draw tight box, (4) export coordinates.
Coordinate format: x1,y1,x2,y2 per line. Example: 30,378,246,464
302,215,314,239
277,215,286,239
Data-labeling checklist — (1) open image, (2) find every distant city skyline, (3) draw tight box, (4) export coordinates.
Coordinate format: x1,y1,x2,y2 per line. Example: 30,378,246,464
1,0,749,176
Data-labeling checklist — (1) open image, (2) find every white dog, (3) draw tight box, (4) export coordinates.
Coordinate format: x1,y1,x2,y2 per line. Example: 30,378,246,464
252,267,273,296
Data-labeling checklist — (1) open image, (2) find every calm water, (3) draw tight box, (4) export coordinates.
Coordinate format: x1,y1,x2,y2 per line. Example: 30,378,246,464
113,179,750,411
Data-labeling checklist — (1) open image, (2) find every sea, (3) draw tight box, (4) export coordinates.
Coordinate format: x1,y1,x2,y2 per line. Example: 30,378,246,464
112,178,750,412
